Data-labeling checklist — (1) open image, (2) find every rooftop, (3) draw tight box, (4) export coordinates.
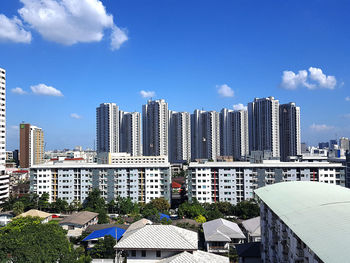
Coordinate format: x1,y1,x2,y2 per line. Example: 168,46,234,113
255,181,350,263
189,161,343,168
17,209,51,219
159,250,229,263
59,211,98,226
203,218,245,242
242,216,261,237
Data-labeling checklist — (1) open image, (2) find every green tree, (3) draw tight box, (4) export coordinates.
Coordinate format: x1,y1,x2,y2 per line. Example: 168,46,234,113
13,201,24,216
178,200,206,219
38,193,50,211
194,215,206,223
83,189,106,211
89,235,116,259
234,200,260,219
147,197,170,213
116,197,139,215
0,216,77,263
50,198,69,213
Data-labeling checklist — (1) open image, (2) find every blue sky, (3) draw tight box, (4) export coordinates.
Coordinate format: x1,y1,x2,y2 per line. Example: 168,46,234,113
1,0,349,150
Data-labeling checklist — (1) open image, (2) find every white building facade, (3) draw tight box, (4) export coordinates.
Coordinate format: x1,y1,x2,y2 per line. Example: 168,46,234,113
96,103,119,153
0,68,7,204
119,111,142,156
142,99,169,157
169,111,191,162
248,97,280,158
187,161,345,205
29,162,171,204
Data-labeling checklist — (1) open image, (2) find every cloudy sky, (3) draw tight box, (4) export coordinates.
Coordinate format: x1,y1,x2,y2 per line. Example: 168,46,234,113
1,0,350,150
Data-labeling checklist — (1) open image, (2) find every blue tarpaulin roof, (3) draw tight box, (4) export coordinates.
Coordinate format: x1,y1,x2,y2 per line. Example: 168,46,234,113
83,227,126,241
159,213,170,221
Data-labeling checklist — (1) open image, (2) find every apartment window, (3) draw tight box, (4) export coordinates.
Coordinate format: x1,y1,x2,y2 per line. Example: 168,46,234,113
141,250,146,257
156,251,161,257
131,250,136,257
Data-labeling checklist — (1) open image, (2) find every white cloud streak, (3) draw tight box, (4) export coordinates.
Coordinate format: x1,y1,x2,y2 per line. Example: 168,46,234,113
217,84,234,97
70,113,81,119
17,0,127,49
140,90,155,98
233,103,247,111
280,67,337,90
11,87,27,95
345,96,350,102
309,123,334,132
30,83,63,96
0,14,31,43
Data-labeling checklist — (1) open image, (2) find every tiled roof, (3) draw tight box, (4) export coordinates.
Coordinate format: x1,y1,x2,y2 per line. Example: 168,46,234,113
115,224,198,250
18,209,51,219
203,218,245,242
159,250,229,263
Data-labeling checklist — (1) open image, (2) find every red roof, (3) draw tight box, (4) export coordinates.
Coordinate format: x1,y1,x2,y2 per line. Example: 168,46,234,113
172,181,182,188
13,170,29,173
64,158,84,161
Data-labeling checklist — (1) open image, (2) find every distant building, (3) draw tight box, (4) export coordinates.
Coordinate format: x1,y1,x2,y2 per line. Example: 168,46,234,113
19,123,44,168
339,137,350,152
60,211,98,237
255,181,350,263
191,110,220,161
187,160,345,204
300,142,308,153
330,139,338,150
279,103,301,161
318,142,329,149
248,97,280,158
96,103,119,153
18,209,52,223
203,218,245,253
142,99,169,157
119,111,142,156
169,111,191,162
242,216,261,242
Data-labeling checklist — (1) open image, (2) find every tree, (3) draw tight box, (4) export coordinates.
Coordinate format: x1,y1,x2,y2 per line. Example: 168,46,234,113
194,215,206,223
234,200,260,219
0,216,77,262
97,208,109,224
83,189,106,211
50,198,69,213
116,197,139,215
13,201,24,216
147,197,170,213
179,184,188,204
38,193,50,211
89,235,116,259
178,200,206,219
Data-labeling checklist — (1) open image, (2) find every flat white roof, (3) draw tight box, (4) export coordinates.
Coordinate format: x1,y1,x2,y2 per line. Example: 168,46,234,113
31,163,171,169
188,161,343,168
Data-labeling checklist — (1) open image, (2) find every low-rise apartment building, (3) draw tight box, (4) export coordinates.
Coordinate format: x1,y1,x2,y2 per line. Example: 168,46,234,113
29,161,172,204
188,160,345,204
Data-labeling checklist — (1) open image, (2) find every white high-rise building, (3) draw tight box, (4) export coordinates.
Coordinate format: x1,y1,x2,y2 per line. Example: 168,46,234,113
220,108,249,160
279,103,301,161
191,110,220,161
248,97,280,158
96,103,119,153
339,137,350,152
0,67,7,204
142,99,169,157
119,111,142,156
169,111,191,162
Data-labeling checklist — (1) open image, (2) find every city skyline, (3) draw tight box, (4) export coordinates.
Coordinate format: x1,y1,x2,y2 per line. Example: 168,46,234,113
1,0,350,150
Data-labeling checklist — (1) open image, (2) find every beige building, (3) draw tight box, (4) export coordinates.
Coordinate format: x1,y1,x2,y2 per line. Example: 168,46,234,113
20,124,44,168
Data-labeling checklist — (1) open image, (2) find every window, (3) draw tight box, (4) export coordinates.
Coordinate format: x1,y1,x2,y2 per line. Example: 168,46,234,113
156,251,161,257
131,250,136,257
141,250,146,257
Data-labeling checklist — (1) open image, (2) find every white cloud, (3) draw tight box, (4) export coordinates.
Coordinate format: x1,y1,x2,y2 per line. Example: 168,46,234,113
70,113,81,119
140,90,155,98
30,83,63,96
18,0,127,49
217,84,234,97
309,123,334,132
11,87,27,95
233,103,247,111
0,14,32,43
308,67,336,89
345,96,350,102
280,67,337,90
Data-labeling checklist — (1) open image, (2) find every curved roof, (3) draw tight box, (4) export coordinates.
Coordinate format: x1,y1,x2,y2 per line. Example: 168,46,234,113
255,181,350,263
203,218,245,242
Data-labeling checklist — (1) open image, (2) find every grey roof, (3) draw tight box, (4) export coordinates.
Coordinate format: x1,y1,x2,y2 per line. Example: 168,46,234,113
159,250,229,263
203,218,245,242
115,224,198,250
255,181,350,263
86,224,128,233
59,211,98,226
242,216,261,237
124,218,152,234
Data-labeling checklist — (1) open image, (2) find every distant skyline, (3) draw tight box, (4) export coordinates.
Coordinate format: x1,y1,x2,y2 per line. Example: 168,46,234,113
1,0,350,150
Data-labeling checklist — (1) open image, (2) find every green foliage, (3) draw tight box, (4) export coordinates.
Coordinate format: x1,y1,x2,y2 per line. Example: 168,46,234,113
50,198,69,213
147,197,170,213
0,216,76,263
194,215,206,223
116,197,139,215
97,208,109,224
83,188,106,211
234,200,260,219
89,235,116,259
38,192,50,211
13,201,24,216
178,200,206,219
160,217,172,225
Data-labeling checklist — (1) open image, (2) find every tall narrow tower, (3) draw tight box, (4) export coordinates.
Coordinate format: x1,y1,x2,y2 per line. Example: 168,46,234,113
0,67,7,204
142,99,169,156
119,111,142,156
169,111,191,162
96,103,119,153
20,124,44,168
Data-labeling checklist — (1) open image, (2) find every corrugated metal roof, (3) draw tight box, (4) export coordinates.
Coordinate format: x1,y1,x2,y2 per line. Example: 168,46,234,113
203,218,245,242
159,250,229,263
59,211,98,226
242,216,261,237
115,225,198,250
255,181,350,263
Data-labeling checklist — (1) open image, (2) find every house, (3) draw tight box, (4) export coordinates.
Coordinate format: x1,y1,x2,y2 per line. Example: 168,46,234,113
203,218,245,253
83,226,126,248
242,217,261,242
158,250,229,263
236,242,261,263
59,211,98,236
17,209,52,223
0,211,14,226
